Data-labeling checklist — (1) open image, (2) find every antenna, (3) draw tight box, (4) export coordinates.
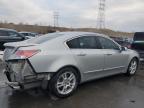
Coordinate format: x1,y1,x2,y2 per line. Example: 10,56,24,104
97,0,106,29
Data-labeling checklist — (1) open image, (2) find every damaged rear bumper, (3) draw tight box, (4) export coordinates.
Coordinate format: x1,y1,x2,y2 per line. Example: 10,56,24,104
5,81,20,90
4,59,52,90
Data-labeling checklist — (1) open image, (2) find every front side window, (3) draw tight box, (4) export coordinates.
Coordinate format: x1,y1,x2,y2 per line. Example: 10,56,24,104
67,36,101,49
0,30,8,36
98,37,120,50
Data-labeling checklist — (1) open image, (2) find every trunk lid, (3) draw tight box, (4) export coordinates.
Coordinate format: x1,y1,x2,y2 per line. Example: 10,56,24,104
3,41,37,61
4,41,37,48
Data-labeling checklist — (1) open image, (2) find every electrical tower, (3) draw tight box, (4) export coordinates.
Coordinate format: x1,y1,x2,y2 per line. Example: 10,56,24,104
97,0,106,29
53,11,59,28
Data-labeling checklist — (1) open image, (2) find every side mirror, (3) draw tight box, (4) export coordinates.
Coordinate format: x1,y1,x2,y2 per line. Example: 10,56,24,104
120,46,127,52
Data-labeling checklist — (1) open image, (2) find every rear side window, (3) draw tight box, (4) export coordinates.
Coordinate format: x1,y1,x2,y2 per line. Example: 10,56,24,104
67,36,102,49
66,38,80,48
0,30,8,36
98,36,120,50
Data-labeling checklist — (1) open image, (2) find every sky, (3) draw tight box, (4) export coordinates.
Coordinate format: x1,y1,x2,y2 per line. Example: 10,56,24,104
0,0,144,32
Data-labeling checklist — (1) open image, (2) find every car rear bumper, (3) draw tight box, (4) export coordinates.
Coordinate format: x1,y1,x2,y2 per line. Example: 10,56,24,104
4,69,46,90
5,80,42,90
3,59,52,90
5,81,20,90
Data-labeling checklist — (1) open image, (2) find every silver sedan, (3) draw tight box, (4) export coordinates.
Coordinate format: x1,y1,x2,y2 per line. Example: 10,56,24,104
3,32,139,98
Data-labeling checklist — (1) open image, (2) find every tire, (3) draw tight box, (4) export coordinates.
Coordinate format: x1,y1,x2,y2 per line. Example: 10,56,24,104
126,58,138,76
48,67,79,98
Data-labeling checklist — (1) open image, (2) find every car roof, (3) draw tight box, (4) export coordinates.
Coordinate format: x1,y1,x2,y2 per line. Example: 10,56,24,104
0,28,17,32
19,31,37,34
27,31,119,46
50,31,109,39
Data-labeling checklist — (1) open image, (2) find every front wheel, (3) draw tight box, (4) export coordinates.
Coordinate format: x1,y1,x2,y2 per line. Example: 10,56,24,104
126,58,138,76
48,67,79,98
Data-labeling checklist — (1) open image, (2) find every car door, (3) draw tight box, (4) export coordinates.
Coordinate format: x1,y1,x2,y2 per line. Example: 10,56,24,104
97,36,129,74
66,36,105,81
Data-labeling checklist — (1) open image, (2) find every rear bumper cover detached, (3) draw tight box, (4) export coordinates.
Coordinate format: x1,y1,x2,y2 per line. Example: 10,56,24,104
4,71,43,90
4,59,51,90
5,81,20,90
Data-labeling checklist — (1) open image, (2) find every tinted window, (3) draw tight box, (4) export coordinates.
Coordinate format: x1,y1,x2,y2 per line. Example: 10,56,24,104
0,30,8,36
29,33,35,37
131,42,144,50
22,33,35,37
66,38,80,48
134,32,144,41
67,36,101,49
22,33,29,36
98,37,120,50
8,31,19,37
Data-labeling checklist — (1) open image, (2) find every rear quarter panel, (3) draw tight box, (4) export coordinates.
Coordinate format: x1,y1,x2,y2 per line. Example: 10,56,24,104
28,39,80,73
29,49,79,73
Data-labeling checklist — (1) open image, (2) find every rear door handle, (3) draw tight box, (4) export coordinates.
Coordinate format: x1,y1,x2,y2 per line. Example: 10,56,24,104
77,53,87,56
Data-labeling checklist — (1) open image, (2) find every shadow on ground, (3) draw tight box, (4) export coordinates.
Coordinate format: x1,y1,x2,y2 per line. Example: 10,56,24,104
0,63,144,108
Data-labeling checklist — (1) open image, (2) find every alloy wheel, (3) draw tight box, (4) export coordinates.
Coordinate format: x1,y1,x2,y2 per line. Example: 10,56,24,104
56,72,76,95
129,60,137,75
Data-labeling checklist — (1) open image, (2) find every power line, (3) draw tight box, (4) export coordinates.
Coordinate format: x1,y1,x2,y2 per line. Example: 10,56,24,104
53,11,59,28
97,0,106,29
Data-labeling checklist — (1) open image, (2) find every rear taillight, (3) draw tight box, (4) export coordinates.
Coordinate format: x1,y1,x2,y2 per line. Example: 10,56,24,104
15,50,40,59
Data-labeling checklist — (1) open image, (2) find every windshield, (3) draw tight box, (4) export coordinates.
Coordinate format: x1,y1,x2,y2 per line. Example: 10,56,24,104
27,33,63,44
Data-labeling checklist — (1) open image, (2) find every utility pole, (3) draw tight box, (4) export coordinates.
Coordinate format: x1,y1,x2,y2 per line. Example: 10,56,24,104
97,0,106,29
53,11,59,29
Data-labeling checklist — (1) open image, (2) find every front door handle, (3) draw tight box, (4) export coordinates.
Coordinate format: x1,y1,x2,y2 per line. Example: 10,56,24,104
106,54,113,56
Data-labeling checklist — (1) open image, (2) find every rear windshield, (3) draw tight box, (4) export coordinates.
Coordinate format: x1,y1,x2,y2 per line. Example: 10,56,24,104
134,32,144,41
27,33,63,44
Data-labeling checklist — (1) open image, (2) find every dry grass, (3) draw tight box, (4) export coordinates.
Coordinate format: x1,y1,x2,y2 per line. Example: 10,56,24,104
0,23,133,37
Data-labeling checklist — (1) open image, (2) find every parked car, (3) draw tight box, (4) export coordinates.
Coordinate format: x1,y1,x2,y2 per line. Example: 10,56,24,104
19,32,38,39
115,40,131,49
0,28,25,50
3,32,139,98
131,32,144,61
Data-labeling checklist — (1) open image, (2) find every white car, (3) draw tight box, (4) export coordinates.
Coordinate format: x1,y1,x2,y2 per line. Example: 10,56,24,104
3,32,139,98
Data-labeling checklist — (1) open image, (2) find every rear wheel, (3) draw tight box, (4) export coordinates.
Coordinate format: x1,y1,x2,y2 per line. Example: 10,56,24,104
126,58,138,76
48,67,79,98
